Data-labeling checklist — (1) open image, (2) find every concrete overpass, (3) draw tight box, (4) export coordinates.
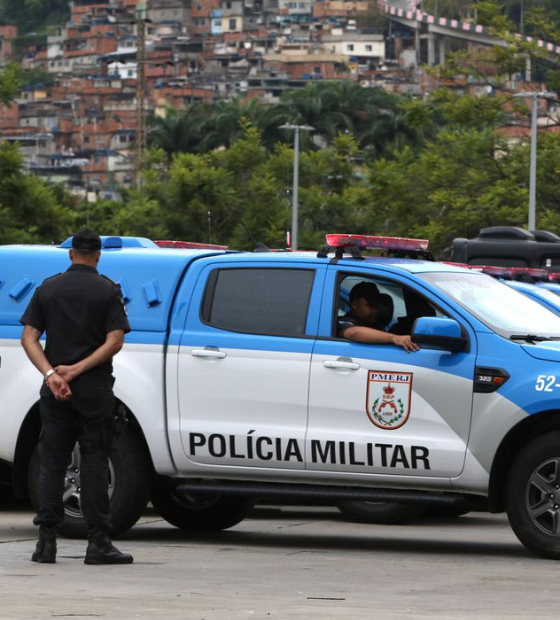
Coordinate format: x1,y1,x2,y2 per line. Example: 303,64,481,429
382,0,560,65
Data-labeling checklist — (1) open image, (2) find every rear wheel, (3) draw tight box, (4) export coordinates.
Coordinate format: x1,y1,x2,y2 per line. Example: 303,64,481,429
506,431,560,559
151,487,254,531
336,501,425,524
28,425,153,539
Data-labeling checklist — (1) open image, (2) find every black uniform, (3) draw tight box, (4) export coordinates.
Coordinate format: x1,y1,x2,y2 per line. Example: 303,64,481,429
20,264,130,535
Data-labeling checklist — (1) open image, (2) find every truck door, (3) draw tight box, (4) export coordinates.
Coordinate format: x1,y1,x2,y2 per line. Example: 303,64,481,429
306,267,476,479
173,260,326,472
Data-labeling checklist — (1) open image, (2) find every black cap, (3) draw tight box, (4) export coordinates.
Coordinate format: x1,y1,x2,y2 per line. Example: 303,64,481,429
72,228,101,251
350,281,381,304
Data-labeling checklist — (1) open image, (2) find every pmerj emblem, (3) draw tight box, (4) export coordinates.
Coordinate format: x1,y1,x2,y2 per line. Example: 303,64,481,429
366,371,413,430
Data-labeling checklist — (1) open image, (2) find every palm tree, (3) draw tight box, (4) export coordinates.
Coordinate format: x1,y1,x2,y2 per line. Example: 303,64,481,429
148,106,210,154
281,82,354,144
198,98,290,152
358,104,422,157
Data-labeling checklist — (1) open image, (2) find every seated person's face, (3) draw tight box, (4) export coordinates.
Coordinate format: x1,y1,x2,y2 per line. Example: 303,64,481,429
351,297,379,323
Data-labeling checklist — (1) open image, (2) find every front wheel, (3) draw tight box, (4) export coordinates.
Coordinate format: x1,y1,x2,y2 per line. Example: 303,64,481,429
151,487,254,531
506,431,560,559
28,425,154,539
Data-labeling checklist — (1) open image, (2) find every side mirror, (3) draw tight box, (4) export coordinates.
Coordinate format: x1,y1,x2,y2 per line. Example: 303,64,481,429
412,317,467,352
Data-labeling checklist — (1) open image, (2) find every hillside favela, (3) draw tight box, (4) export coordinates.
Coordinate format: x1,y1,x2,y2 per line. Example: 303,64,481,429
1,0,560,251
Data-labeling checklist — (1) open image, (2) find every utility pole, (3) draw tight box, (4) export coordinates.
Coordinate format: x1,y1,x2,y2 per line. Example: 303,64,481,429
279,124,314,251
135,4,148,189
513,91,555,230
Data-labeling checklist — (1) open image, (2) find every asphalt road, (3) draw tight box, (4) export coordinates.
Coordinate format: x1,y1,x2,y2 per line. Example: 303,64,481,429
0,500,558,620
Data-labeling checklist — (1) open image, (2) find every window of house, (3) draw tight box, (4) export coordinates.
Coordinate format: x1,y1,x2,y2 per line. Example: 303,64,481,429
229,17,237,29
365,45,372,52
202,268,315,336
347,44,354,51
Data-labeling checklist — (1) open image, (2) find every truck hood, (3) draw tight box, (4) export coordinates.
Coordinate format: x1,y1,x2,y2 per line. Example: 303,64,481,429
522,341,560,362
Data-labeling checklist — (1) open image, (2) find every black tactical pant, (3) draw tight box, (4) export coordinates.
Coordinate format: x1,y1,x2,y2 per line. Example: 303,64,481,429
34,392,114,536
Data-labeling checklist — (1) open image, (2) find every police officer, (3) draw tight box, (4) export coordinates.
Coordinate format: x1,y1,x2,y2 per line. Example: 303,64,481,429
20,228,133,565
338,281,419,352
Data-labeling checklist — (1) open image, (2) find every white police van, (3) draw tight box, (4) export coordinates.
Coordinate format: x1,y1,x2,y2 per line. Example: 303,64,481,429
3,233,560,559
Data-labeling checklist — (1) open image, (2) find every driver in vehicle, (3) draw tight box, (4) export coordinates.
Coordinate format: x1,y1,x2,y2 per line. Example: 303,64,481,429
337,282,419,352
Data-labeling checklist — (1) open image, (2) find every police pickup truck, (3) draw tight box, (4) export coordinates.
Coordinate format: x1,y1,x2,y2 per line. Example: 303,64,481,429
4,233,560,559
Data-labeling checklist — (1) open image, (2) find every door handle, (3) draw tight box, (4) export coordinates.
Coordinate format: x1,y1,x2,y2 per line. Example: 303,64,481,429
323,360,360,370
191,349,227,359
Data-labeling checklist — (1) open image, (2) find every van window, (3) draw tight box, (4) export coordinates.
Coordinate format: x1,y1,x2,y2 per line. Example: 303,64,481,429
202,268,314,336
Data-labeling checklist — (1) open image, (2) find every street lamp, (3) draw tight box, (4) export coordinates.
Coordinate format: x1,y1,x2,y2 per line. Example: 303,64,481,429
513,91,555,231
279,124,314,251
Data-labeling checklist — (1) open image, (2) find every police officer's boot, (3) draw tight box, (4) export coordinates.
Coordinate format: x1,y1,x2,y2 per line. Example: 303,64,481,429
31,527,57,563
84,531,133,565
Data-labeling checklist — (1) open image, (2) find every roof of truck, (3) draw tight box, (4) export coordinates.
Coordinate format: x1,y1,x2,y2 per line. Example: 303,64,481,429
0,244,225,331
0,237,471,332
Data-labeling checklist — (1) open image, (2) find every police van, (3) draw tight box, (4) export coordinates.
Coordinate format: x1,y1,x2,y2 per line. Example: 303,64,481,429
3,233,560,559
451,226,560,269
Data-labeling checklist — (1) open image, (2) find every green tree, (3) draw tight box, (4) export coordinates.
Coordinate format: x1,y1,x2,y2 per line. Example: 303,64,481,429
0,0,70,32
197,98,290,152
365,128,529,254
0,62,21,106
148,107,209,155
281,82,354,144
0,141,76,244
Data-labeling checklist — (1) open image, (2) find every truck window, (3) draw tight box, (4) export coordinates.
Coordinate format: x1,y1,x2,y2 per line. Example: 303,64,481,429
202,268,314,336
335,274,440,337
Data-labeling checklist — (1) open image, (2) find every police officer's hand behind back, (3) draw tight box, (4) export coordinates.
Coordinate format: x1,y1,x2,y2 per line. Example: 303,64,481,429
55,330,125,386
46,372,71,401
55,364,78,385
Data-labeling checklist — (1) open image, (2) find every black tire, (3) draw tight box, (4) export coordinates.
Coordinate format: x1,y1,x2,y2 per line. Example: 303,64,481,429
28,425,154,539
506,431,560,559
151,487,254,531
336,500,425,524
0,485,15,502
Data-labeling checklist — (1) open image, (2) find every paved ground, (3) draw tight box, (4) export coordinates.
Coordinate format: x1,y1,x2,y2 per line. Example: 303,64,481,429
0,500,557,620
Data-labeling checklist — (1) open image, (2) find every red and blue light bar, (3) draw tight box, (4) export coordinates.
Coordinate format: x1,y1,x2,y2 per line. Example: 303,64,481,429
469,265,511,278
325,234,429,252
453,264,550,281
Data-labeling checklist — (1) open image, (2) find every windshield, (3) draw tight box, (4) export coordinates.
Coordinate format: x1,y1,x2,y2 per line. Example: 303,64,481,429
421,272,560,337
529,287,560,307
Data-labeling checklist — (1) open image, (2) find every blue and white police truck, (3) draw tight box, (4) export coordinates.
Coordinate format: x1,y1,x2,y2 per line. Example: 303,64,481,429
3,233,560,559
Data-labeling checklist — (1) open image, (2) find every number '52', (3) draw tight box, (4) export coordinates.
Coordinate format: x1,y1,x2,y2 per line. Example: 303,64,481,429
535,375,558,392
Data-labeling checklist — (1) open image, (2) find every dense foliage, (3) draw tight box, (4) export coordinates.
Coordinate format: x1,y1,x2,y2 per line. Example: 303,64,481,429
148,82,428,157
0,0,69,32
